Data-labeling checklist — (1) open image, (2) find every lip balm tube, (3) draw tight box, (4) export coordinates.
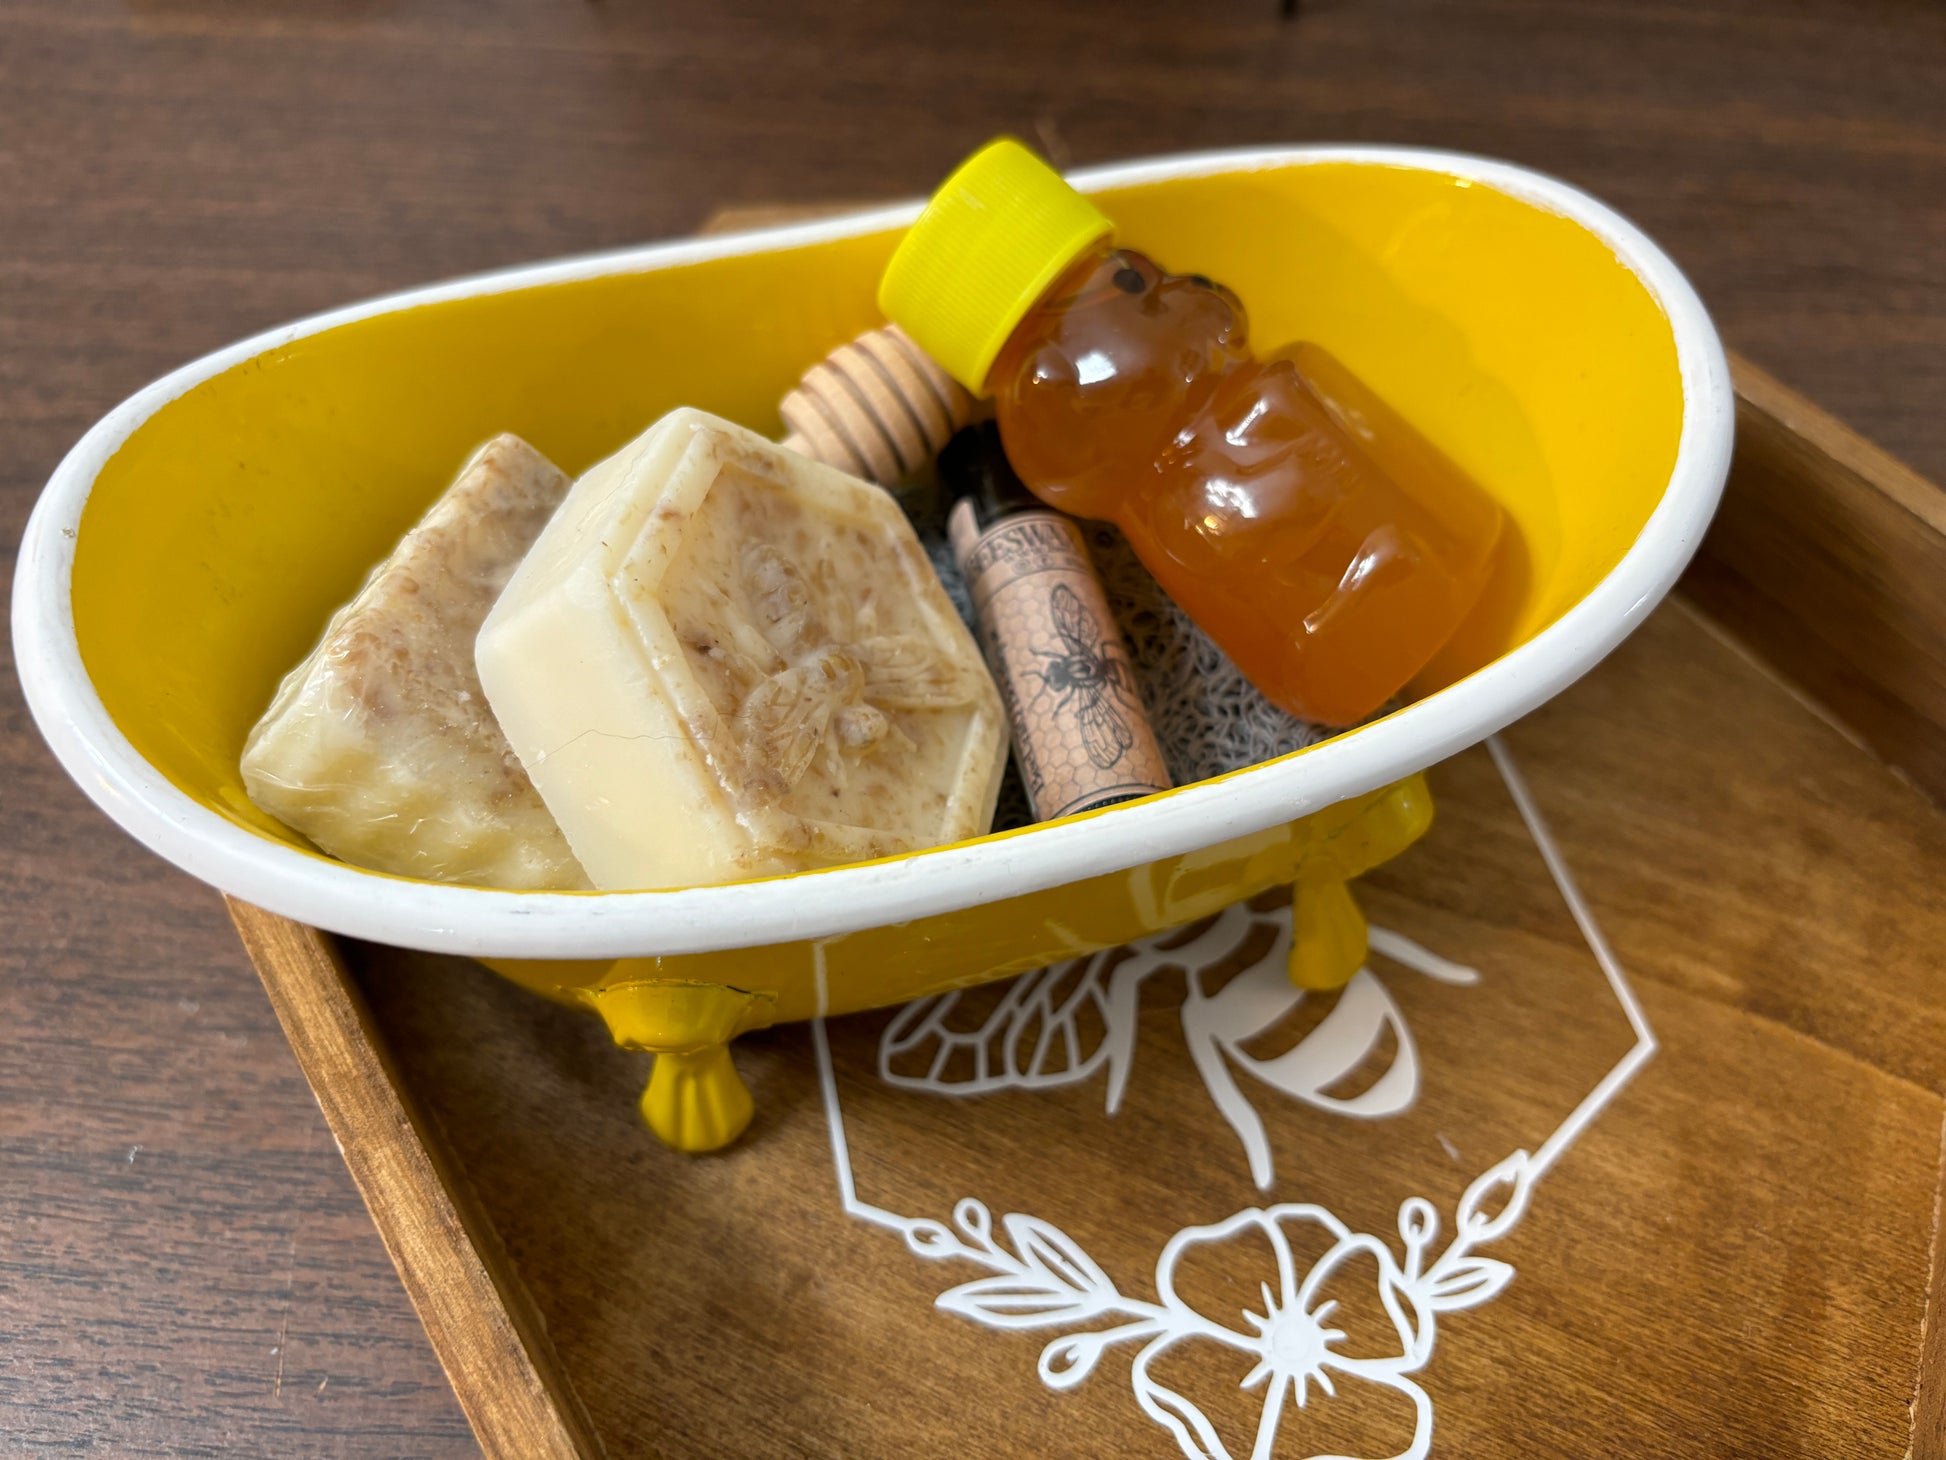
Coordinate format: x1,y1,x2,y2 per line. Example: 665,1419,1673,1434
939,422,1172,820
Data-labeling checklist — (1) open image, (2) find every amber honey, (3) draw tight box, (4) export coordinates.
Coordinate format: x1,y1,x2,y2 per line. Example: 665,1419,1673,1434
988,246,1505,727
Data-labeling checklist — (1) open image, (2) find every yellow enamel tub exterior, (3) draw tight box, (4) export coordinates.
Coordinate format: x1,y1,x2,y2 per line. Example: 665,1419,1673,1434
493,772,1432,1147
15,147,1733,1150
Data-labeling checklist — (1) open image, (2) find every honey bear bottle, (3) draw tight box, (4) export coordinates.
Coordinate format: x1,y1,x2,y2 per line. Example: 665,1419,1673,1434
879,139,1504,728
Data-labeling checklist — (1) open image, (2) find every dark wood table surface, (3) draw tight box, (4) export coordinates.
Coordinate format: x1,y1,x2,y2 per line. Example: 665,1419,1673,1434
2,2,1942,1453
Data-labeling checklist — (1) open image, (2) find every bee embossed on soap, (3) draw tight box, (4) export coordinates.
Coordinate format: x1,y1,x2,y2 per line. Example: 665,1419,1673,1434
709,542,982,804
478,410,1008,889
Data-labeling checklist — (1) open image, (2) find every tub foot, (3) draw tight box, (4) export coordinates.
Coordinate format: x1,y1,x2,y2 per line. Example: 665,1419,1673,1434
580,977,775,1153
1288,874,1368,991
1285,770,1434,992
642,1044,754,1153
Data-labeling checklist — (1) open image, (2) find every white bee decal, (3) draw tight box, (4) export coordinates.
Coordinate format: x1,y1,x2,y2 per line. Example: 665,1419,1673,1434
878,898,1479,1189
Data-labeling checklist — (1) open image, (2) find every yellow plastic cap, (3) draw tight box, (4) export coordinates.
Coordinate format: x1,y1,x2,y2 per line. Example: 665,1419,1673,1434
878,138,1114,394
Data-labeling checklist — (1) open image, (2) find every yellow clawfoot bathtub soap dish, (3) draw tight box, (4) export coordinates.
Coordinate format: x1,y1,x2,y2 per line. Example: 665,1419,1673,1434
12,147,1733,1154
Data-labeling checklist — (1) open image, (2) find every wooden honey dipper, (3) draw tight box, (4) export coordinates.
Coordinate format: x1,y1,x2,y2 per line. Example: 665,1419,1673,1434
779,324,974,486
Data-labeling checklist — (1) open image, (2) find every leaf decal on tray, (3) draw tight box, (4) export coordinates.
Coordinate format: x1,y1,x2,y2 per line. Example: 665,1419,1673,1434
933,1205,1122,1330
1038,1320,1165,1390
937,1274,1108,1329
1422,1256,1516,1310
1455,1151,1534,1244
1003,1213,1118,1297
1131,1337,1233,1460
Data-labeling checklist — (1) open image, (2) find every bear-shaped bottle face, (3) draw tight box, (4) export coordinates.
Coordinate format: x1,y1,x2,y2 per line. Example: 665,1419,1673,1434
990,248,1252,518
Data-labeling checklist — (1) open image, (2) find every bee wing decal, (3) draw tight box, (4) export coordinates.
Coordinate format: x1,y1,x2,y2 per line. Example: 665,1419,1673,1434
879,957,1129,1096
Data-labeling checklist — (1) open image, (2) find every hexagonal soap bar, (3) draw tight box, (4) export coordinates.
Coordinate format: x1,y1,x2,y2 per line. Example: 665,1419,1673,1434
477,408,1008,890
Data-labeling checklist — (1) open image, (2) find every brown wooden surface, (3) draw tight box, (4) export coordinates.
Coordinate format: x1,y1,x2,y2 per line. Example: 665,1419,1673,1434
336,598,1946,1460
1689,356,1946,804
223,903,602,1460
4,1,1946,1453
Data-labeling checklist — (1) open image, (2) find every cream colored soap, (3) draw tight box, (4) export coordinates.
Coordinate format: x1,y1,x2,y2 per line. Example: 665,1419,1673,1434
242,434,588,890
476,408,1007,890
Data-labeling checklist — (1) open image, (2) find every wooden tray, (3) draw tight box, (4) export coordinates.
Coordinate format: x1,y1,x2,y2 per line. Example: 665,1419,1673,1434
223,216,1946,1459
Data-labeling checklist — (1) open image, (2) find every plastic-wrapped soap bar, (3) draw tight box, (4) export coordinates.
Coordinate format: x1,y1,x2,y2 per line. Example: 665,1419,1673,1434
477,408,1008,890
242,434,589,890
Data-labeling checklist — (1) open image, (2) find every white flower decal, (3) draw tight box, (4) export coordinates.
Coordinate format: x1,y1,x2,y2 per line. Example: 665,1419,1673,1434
817,740,1656,1460
1133,1165,1527,1460
1141,1206,1426,1460
881,1156,1530,1460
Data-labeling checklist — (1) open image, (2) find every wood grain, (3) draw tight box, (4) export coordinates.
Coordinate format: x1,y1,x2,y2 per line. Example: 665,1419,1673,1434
223,902,603,1460
3,0,1944,1452
1913,1117,1946,1459
1685,357,1946,803
334,600,1946,1460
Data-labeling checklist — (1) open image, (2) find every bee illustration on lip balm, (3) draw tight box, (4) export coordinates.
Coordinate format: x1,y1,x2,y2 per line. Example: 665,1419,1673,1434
1031,582,1139,770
